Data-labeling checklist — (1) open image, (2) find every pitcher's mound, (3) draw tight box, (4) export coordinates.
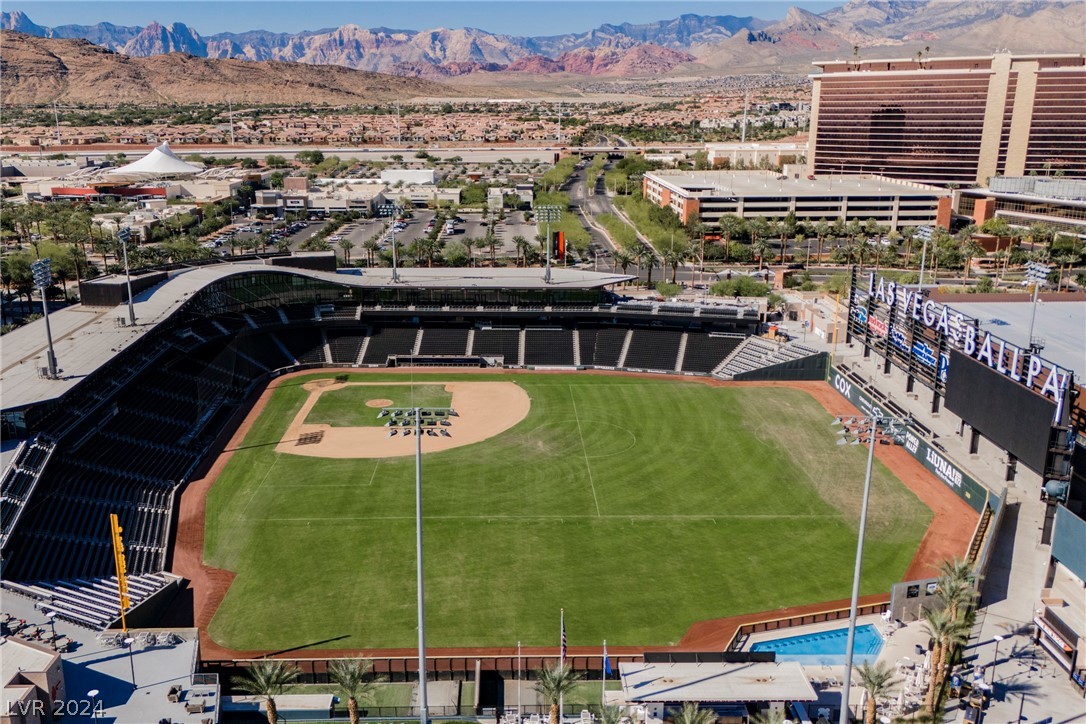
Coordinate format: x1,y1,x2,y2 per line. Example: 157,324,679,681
277,381,530,459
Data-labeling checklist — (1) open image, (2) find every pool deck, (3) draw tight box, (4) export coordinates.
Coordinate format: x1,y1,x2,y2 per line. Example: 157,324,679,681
743,612,935,718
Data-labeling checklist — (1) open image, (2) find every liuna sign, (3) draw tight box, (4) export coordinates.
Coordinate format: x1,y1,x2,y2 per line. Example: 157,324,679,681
859,273,1071,412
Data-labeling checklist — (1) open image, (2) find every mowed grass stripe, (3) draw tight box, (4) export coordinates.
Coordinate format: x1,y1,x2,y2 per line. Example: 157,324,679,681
205,373,931,651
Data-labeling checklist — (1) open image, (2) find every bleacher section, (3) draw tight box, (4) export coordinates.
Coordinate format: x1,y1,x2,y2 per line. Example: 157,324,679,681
716,337,821,378
680,333,746,374
0,329,290,583
326,329,367,365
0,436,55,547
472,327,521,363
577,327,598,366
2,573,176,630
362,325,419,365
276,328,327,366
523,328,576,366
417,327,470,356
623,329,682,372
588,327,628,367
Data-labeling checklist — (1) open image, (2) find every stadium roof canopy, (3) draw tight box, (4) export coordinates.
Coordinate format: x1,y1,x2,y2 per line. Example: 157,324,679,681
107,141,202,178
0,262,635,411
618,661,817,703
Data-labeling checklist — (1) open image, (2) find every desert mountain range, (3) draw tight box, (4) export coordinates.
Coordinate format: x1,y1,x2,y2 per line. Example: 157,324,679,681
3,0,1083,79
0,32,469,106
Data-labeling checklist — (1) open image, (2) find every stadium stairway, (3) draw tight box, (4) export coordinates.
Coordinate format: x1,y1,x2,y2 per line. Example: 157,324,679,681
715,337,820,379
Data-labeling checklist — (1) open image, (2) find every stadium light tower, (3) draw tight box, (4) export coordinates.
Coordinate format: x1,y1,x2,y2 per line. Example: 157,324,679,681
378,203,406,283
1024,261,1051,353
378,405,457,724
830,412,908,724
31,259,59,378
536,205,562,284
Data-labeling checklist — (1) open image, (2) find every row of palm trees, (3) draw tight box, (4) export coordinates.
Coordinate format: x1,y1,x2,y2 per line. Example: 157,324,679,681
847,557,978,723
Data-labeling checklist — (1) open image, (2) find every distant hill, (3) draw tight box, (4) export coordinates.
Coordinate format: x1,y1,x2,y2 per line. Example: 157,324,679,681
0,32,470,106
2,2,1081,81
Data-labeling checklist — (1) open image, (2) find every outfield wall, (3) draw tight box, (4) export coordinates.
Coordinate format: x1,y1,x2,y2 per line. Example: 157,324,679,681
829,364,995,515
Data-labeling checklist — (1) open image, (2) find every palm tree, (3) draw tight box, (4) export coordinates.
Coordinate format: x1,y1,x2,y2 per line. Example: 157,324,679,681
362,238,380,267
751,236,774,271
663,244,687,284
512,235,531,267
856,661,898,724
328,658,384,724
232,660,300,724
669,702,715,724
748,710,788,724
338,238,355,264
612,249,634,282
596,704,625,724
718,214,744,262
922,607,971,715
813,218,831,265
899,226,916,267
637,244,659,286
935,558,978,623
533,663,583,724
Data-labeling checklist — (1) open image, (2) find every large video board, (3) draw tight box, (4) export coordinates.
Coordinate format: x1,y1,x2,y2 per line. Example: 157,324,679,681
944,350,1056,472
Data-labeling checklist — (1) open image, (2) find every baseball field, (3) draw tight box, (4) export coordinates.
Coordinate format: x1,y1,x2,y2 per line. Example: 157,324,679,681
202,372,932,651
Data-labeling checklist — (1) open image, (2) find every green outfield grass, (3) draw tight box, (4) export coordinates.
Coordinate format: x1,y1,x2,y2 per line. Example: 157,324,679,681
204,373,932,651
305,384,453,427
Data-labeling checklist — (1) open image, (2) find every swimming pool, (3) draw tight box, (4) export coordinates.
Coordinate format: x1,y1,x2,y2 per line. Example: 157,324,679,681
750,624,884,666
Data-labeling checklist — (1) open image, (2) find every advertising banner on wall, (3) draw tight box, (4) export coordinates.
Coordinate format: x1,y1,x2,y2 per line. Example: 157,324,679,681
830,366,991,513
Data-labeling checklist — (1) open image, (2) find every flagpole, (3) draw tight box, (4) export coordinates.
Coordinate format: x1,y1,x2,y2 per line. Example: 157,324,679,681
560,608,565,724
517,640,522,720
601,640,606,707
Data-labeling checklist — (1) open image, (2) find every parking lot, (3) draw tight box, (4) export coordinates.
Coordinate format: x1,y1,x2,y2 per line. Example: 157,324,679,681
227,218,328,253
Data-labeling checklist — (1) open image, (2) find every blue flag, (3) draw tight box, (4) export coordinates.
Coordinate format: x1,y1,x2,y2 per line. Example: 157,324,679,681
603,641,612,677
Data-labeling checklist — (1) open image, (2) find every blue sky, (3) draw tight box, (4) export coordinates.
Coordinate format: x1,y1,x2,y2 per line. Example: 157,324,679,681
7,1,840,36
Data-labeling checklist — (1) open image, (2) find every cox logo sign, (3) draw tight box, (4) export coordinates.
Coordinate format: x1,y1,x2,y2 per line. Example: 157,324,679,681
833,373,853,398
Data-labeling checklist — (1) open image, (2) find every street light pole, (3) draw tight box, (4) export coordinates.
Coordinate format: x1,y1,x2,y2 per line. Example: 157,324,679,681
990,634,1005,685
118,227,137,325
87,689,100,722
124,637,137,689
45,611,57,648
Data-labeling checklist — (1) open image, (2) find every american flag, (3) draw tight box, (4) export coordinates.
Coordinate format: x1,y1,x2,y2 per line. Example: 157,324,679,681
560,608,567,662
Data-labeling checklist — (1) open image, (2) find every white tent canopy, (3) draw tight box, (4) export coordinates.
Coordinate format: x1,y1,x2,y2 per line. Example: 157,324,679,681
109,142,202,178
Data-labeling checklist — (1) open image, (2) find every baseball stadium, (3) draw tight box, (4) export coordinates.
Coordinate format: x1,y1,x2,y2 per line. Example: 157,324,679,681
1,259,1081,722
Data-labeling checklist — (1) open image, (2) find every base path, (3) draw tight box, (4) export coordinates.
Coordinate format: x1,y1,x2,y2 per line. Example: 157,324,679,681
171,368,979,662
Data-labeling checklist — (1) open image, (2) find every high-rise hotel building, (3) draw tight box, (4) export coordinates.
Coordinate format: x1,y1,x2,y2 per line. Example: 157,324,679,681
808,53,1086,186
